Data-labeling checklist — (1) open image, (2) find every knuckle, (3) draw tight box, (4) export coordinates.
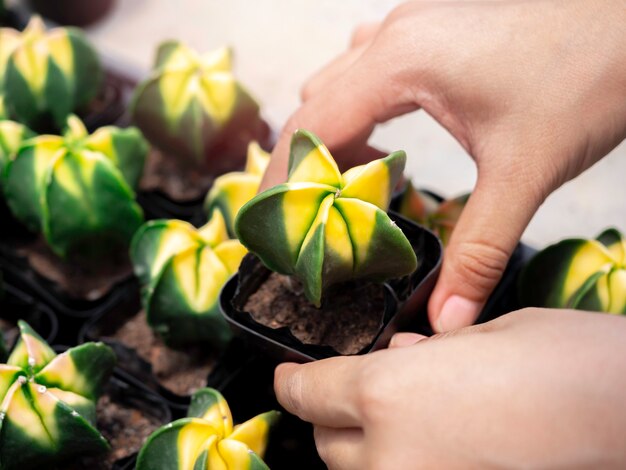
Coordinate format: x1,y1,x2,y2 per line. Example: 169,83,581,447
451,241,510,292
354,361,388,423
280,368,306,418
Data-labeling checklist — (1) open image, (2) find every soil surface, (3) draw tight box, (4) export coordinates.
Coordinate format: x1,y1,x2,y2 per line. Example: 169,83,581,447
16,237,133,300
244,273,385,355
140,147,215,201
64,392,162,469
111,311,215,396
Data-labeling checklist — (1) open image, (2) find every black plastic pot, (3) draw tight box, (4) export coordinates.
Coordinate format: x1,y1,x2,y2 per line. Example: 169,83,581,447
0,280,58,345
136,190,207,226
28,0,116,27
220,212,443,362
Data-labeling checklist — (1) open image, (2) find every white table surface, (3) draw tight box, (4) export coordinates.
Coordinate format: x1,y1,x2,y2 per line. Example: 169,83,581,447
82,0,625,247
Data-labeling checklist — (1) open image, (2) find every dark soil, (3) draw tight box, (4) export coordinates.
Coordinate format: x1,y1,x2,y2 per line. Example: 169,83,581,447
111,311,215,396
65,392,162,469
244,273,385,355
140,147,214,202
16,237,133,300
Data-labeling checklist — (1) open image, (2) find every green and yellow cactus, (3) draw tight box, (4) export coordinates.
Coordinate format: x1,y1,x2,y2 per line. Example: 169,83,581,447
137,387,278,470
397,182,469,246
235,129,418,307
130,42,262,169
204,141,270,236
0,16,102,131
520,228,626,314
131,210,247,347
0,321,115,469
0,119,34,189
3,115,147,258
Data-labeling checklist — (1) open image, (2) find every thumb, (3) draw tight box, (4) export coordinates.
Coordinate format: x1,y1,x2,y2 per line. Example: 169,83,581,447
428,172,544,332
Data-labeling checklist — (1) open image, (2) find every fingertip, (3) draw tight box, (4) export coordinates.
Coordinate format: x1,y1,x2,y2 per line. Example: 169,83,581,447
388,332,427,348
433,295,481,333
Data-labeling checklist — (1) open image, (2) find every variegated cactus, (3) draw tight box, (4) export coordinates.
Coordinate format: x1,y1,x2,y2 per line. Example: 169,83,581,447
235,129,418,306
0,119,34,189
0,16,102,130
137,387,278,470
520,228,626,314
131,211,247,347
3,115,147,258
130,43,262,168
398,182,469,246
0,321,115,469
204,141,270,236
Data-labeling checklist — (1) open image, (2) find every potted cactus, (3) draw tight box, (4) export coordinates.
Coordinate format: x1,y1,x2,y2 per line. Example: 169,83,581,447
85,210,247,397
395,181,469,247
204,140,270,235
2,114,148,299
221,129,442,361
0,320,115,468
520,228,626,314
131,42,270,206
136,387,278,470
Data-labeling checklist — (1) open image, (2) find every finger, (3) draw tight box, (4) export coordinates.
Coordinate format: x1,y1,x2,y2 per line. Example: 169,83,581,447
274,359,363,428
314,425,364,470
388,332,427,348
260,51,419,191
350,21,382,48
428,171,545,332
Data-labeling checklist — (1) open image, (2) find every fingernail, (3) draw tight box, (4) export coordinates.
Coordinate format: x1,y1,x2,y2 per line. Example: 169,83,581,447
436,295,481,332
389,332,425,348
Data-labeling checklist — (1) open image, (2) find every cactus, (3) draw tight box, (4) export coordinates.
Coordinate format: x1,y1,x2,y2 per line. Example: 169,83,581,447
0,119,34,190
131,42,262,169
0,321,115,469
397,182,469,246
204,141,270,236
137,387,278,470
520,228,626,314
235,129,418,306
3,115,147,258
0,16,102,131
131,211,247,347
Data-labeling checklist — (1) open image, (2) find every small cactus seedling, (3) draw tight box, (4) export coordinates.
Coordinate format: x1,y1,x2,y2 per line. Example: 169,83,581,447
3,115,147,258
0,16,102,131
131,43,262,169
0,321,115,469
131,211,247,347
520,228,626,314
235,129,418,307
397,182,469,246
136,387,278,470
204,141,270,236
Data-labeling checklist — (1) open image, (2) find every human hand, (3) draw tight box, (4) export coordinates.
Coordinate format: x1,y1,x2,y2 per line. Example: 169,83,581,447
261,0,626,332
275,308,626,469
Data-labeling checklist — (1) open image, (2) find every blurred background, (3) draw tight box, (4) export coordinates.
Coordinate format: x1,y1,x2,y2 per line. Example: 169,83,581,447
14,0,626,247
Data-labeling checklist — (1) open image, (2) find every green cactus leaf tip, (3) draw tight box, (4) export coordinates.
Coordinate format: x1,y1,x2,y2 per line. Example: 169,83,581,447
1,15,103,131
2,114,147,258
235,129,418,306
0,320,115,469
130,210,247,347
136,387,278,470
520,228,626,314
130,41,262,166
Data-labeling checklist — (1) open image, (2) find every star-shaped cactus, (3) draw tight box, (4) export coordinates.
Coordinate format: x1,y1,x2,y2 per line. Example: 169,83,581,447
397,182,469,247
520,228,626,314
0,321,115,469
2,115,147,258
131,42,262,169
235,129,418,306
204,141,270,236
0,16,102,131
131,211,247,347
136,387,278,470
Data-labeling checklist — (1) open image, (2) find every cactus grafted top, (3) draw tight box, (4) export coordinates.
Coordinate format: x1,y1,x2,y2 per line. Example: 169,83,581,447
0,321,115,469
0,16,102,130
137,387,278,470
520,228,626,314
235,129,418,306
3,115,147,258
131,211,247,347
204,141,270,236
131,42,261,167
